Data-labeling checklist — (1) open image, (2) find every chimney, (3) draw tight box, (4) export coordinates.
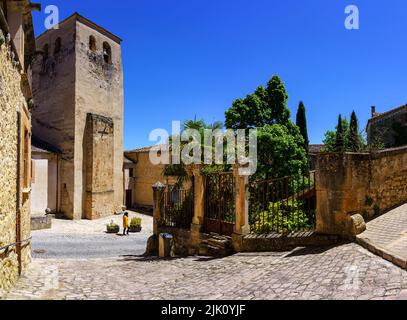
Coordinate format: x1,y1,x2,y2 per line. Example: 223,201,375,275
371,106,376,117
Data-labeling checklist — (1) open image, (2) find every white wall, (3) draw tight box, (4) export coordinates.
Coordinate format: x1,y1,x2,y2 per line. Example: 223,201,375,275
31,159,48,214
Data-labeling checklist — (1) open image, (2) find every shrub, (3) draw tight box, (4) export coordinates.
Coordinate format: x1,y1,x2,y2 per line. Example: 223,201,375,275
130,217,142,227
250,200,314,234
106,220,119,233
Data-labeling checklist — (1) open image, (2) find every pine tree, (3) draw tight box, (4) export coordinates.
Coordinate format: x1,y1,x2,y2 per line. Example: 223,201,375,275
335,114,344,152
349,111,361,152
296,101,309,151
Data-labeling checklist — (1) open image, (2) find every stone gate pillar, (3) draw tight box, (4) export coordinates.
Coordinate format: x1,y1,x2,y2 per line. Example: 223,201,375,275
152,181,166,236
232,164,250,252
190,165,205,249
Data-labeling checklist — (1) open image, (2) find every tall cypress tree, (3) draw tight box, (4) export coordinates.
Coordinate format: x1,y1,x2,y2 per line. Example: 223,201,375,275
349,111,361,152
335,114,344,152
296,101,309,151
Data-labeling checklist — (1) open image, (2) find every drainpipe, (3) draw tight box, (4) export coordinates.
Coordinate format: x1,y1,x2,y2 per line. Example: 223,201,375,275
16,110,22,275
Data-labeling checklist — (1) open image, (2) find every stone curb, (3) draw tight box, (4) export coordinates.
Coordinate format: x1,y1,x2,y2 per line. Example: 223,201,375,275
356,236,407,270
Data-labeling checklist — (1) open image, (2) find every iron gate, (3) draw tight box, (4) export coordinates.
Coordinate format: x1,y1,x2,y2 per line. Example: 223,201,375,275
204,172,235,236
249,171,316,234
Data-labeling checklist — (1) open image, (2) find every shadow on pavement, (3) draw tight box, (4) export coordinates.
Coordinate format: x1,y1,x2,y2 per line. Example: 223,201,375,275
284,243,350,258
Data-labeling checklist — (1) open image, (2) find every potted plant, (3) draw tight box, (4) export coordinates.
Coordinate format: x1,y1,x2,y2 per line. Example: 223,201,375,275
106,220,120,234
129,217,142,233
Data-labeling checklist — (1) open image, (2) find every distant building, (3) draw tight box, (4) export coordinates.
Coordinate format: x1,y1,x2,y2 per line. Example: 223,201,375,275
31,13,124,220
123,155,136,210
367,105,407,148
124,146,186,213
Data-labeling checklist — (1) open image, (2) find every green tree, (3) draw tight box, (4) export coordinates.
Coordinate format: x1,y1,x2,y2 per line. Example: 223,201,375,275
322,114,366,152
225,87,270,129
296,101,309,152
256,124,308,179
335,115,345,152
225,75,291,130
349,111,362,152
268,75,290,126
163,118,229,187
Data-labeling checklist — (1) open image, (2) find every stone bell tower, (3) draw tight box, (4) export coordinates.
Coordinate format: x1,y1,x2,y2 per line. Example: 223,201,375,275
31,13,124,219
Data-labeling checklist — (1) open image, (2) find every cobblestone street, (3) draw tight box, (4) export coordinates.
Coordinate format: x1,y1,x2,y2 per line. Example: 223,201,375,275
357,204,407,269
4,243,407,300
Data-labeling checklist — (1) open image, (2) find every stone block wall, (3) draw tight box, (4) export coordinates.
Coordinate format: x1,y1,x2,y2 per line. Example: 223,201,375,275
316,147,407,236
0,44,31,297
84,113,115,219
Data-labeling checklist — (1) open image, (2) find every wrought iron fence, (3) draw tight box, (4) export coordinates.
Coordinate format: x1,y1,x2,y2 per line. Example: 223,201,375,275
204,172,236,236
249,171,316,234
162,188,194,229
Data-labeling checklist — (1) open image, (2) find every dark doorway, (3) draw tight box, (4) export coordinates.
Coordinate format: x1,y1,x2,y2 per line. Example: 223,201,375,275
125,190,132,209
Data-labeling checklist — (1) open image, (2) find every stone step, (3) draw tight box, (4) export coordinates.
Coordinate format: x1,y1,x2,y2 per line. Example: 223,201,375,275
207,238,230,249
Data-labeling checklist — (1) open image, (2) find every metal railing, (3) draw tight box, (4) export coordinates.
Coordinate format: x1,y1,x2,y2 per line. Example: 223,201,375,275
204,172,235,236
249,171,316,234
162,188,194,229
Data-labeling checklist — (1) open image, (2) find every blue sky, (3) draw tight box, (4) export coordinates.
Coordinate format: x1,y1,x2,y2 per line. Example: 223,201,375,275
32,0,407,150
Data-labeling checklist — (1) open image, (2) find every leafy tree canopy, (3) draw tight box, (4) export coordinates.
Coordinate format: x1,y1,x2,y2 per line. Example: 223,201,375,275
256,124,308,180
225,75,291,130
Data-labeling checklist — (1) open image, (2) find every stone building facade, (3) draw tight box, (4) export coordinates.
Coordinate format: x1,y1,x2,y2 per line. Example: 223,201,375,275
125,146,181,212
367,105,407,148
31,13,124,220
0,0,39,296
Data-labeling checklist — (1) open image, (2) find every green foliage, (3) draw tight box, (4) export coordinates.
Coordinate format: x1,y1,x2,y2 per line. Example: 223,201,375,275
130,217,142,227
168,191,194,229
349,111,363,152
225,75,291,130
296,101,309,151
164,118,226,188
268,76,291,126
250,200,314,234
200,164,231,176
335,115,345,152
322,114,366,152
255,124,308,180
106,220,119,232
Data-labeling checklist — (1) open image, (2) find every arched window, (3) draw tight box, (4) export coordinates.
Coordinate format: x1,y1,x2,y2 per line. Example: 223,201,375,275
103,42,112,64
54,37,62,54
89,35,96,52
42,44,49,60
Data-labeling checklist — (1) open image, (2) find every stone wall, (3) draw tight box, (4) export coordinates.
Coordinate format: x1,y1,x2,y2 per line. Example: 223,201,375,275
0,43,31,297
316,147,407,236
84,113,115,219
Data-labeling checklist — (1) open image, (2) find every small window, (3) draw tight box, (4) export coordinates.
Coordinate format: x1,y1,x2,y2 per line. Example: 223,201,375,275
54,37,62,54
43,44,49,60
89,35,96,52
103,42,112,64
129,168,134,178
